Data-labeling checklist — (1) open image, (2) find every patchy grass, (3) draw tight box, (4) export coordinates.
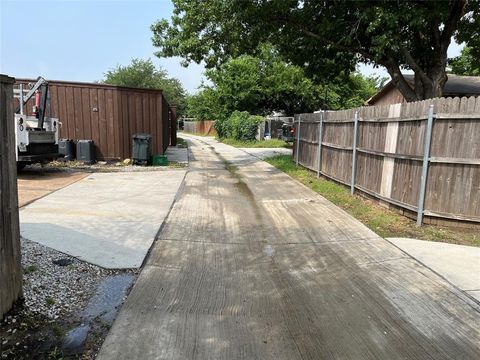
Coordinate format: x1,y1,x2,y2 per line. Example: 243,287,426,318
265,155,480,247
168,162,188,169
176,137,188,148
220,138,292,148
23,265,38,274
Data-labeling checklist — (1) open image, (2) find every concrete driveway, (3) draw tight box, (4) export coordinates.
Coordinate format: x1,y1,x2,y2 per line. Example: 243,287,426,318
20,170,186,268
99,134,480,359
238,147,292,159
17,169,88,207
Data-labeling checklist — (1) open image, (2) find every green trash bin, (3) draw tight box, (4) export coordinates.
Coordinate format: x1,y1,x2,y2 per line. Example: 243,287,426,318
132,133,152,165
152,154,168,166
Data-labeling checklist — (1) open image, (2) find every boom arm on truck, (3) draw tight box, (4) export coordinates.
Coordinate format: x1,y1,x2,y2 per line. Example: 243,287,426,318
14,77,60,169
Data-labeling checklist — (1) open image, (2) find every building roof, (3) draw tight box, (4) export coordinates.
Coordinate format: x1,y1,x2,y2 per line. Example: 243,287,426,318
366,74,480,105
15,78,164,94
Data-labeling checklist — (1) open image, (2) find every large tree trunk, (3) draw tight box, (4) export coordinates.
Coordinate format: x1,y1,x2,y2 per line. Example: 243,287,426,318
384,59,448,102
421,75,447,99
378,0,465,102
413,68,447,100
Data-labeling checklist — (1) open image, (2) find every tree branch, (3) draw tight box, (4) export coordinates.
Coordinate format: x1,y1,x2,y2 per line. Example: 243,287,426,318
271,16,380,63
440,0,467,44
400,47,432,85
383,58,417,101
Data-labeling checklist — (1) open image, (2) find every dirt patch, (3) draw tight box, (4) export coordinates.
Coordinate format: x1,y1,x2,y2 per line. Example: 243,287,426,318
18,171,88,207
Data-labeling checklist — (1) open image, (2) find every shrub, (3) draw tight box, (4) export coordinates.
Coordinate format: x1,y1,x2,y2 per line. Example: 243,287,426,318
219,111,263,141
214,116,228,138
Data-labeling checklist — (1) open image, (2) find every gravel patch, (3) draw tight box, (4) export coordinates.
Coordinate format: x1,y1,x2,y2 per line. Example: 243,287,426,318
1,238,137,359
25,161,185,174
21,238,113,319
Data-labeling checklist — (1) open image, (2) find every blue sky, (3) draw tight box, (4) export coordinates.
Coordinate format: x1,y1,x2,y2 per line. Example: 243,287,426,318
1,0,464,94
0,0,205,93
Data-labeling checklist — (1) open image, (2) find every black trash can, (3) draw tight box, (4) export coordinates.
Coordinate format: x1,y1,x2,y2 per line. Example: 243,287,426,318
76,140,96,164
132,133,152,165
59,139,75,161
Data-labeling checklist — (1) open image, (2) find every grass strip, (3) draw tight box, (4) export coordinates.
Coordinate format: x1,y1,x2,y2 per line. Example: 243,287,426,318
265,155,479,247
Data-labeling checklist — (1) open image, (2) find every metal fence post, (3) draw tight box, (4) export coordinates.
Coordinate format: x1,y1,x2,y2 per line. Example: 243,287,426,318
350,111,359,195
19,84,24,115
296,115,301,166
316,111,324,177
417,105,435,226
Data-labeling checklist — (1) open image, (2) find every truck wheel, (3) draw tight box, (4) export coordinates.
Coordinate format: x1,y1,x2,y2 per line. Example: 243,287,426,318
17,162,26,171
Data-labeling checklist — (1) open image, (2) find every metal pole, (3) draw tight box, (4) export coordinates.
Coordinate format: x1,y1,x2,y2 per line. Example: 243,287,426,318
351,111,359,195
296,116,301,166
417,105,435,226
19,84,24,115
316,111,324,177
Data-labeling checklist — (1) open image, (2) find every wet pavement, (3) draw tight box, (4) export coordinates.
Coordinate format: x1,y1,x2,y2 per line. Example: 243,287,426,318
62,274,135,355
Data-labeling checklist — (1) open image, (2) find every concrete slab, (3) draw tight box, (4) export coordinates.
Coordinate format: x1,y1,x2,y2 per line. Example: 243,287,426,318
469,290,480,302
388,237,480,301
165,146,188,163
20,170,186,269
98,134,480,359
18,171,88,207
238,147,292,159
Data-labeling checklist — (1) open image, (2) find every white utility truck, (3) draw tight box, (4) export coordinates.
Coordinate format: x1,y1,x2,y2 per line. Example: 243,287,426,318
14,77,60,170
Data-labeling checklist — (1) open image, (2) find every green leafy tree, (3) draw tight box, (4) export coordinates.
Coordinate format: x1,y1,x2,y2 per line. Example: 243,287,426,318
152,0,477,101
185,87,224,121
185,45,377,121
215,111,264,140
103,58,187,115
449,47,480,75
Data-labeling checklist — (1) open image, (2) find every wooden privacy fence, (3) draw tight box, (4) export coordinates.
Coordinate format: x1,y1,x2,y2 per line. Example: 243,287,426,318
184,120,216,136
15,79,177,160
0,75,22,319
293,96,480,226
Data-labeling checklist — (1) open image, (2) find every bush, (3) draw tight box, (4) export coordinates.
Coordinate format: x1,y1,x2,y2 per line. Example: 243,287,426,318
214,116,228,138
216,111,263,141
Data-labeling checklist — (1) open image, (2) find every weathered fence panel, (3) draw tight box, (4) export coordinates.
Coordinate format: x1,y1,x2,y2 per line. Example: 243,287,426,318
293,96,480,226
0,74,22,319
15,79,175,159
184,120,216,136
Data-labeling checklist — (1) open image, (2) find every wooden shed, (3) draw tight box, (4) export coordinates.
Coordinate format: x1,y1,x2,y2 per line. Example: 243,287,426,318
15,79,175,160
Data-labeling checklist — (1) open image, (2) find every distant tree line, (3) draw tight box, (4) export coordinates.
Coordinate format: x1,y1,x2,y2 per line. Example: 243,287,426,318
102,58,187,116
185,44,382,121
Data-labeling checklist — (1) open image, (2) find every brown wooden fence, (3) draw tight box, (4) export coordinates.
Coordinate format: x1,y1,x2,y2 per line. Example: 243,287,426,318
293,96,480,226
184,120,216,136
15,79,177,160
1,75,22,319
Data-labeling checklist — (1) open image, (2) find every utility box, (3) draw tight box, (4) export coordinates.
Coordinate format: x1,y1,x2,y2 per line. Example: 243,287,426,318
76,140,95,164
132,133,152,165
59,139,75,161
